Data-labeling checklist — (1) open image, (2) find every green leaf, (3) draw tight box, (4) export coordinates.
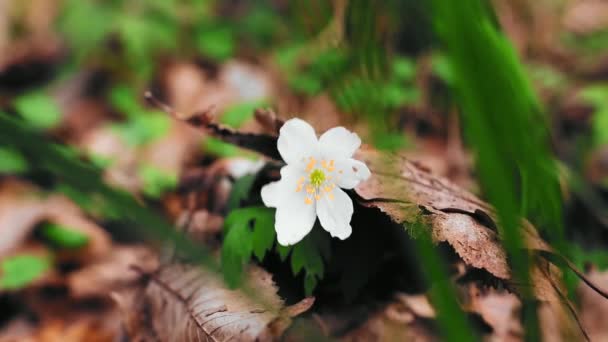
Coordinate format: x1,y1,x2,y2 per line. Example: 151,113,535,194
580,84,608,107
392,57,416,81
0,147,28,173
221,215,253,287
109,86,142,119
203,137,241,157
0,254,51,290
227,174,257,210
139,164,178,198
251,210,275,260
14,92,62,130
276,244,292,261
58,0,113,61
39,223,89,249
221,101,267,128
196,25,235,62
221,207,275,287
112,113,170,147
286,228,329,296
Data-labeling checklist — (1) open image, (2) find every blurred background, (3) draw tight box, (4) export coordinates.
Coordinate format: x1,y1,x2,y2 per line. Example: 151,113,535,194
2,0,608,340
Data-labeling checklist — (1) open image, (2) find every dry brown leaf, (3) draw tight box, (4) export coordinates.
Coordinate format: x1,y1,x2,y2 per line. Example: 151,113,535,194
342,294,439,342
116,263,312,342
466,286,522,341
0,180,111,259
67,245,158,299
563,1,608,35
577,267,608,341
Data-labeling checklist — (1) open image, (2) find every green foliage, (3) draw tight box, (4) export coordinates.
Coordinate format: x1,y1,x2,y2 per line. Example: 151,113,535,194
14,92,62,130
431,0,563,339
0,147,28,173
109,86,170,146
59,0,114,61
0,113,218,273
139,165,178,198
563,243,608,297
227,174,257,210
221,101,267,128
409,219,478,341
276,227,330,296
196,24,235,62
0,254,51,290
202,137,241,157
221,207,275,287
580,84,608,146
39,223,90,249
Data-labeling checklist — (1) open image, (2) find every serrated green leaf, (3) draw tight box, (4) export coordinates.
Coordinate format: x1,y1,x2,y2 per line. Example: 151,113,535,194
14,92,62,130
221,218,253,288
221,207,275,287
227,174,257,210
304,273,318,297
0,254,51,290
276,244,292,261
0,147,28,173
39,223,89,249
285,227,329,295
251,209,275,260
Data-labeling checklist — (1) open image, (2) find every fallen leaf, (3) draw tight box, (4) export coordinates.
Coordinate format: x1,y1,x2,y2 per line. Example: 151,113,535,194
117,263,312,341
0,180,111,259
577,266,608,341
342,294,439,341
465,285,522,341
67,245,158,299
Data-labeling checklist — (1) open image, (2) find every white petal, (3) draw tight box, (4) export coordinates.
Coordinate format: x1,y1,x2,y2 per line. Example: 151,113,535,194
319,127,361,160
316,187,353,240
334,158,371,189
261,164,306,208
261,181,280,207
275,192,316,246
277,118,319,165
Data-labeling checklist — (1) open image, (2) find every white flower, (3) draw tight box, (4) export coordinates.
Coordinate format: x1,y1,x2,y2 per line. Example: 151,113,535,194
261,118,371,246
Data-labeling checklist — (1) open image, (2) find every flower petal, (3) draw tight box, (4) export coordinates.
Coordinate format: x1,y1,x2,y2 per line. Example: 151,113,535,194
319,127,361,160
275,192,316,246
261,164,306,207
261,181,280,207
278,118,319,165
316,187,353,240
334,158,371,189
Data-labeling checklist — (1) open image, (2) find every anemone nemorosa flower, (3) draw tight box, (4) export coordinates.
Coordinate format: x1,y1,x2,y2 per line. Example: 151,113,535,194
261,118,371,246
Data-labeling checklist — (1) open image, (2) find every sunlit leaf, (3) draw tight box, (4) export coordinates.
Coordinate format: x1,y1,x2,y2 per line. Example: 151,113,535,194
0,147,28,173
14,92,62,130
39,223,90,249
0,254,51,290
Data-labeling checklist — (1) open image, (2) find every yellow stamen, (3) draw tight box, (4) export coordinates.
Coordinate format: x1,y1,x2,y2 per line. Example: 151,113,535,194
306,185,315,194
306,157,316,172
309,169,326,187
305,197,313,205
315,194,321,201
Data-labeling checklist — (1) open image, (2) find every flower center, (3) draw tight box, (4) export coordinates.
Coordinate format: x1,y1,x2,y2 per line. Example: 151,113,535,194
309,169,326,187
